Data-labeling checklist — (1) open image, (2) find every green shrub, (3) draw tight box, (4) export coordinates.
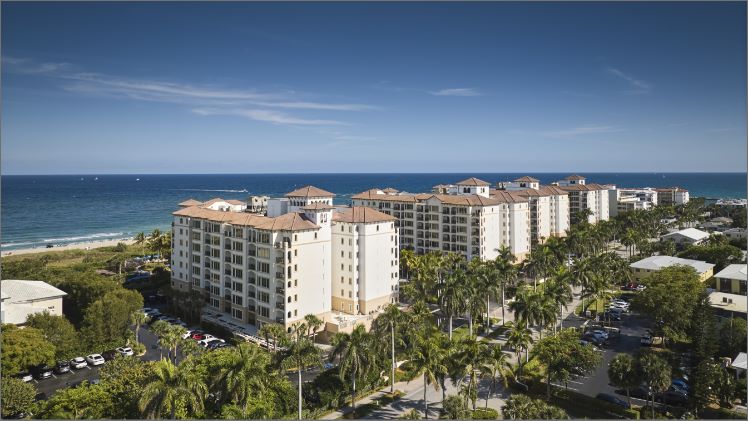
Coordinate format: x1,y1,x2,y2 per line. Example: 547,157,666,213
472,407,499,419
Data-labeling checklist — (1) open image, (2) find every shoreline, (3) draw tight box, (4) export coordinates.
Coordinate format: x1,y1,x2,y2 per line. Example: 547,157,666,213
2,238,137,257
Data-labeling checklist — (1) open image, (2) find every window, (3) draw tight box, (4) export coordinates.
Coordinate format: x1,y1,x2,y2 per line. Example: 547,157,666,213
258,306,269,318
314,233,318,239
288,311,292,318
294,249,297,257
294,294,297,302
288,296,292,303
257,248,270,259
258,262,270,273
192,267,201,275
259,277,269,288
258,292,270,303
232,308,243,320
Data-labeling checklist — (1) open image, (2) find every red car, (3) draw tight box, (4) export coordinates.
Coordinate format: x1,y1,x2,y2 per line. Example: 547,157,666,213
191,332,205,340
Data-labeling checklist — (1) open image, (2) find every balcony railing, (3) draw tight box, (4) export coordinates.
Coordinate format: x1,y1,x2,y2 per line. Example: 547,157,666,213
276,287,285,294
275,272,285,280
275,302,285,310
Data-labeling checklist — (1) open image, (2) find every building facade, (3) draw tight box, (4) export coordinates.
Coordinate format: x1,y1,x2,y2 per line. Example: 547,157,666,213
351,177,532,261
497,176,570,244
629,255,715,282
554,175,611,224
0,280,67,325
655,187,690,206
171,188,399,334
714,264,747,295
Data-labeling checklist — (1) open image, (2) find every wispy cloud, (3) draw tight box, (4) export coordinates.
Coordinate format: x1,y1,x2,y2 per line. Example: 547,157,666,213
193,108,347,126
510,125,622,139
606,68,652,94
4,56,376,130
429,88,482,97
706,127,735,133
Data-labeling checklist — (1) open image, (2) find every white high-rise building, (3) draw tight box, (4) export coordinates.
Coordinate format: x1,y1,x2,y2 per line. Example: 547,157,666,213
555,175,611,223
498,176,570,244
351,177,532,261
171,186,399,334
610,187,658,216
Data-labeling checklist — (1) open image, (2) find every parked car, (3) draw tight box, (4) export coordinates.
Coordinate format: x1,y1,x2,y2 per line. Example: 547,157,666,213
54,360,71,374
626,386,652,400
85,354,105,366
657,390,688,406
116,346,134,357
672,379,689,391
15,371,33,382
603,311,622,321
596,393,630,409
591,329,609,339
102,350,119,361
199,338,225,348
207,341,229,350
70,357,88,369
30,364,54,380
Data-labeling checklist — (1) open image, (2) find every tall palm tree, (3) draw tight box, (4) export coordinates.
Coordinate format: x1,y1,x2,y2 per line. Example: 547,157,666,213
506,321,533,373
535,294,558,340
373,304,405,393
131,310,150,344
157,324,186,363
508,285,539,331
463,267,487,337
570,257,596,316
440,268,466,339
471,259,499,332
481,345,512,409
329,324,372,413
545,267,573,331
453,338,489,410
212,343,270,416
139,359,207,419
258,323,286,353
281,326,323,419
409,333,447,419
134,232,147,256
304,314,324,344
493,247,518,326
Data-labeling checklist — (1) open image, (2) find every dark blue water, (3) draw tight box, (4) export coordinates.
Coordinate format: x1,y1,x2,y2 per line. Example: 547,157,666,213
2,173,745,250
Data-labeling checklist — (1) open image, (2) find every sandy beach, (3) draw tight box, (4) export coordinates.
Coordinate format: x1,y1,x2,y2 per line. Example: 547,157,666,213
2,238,137,257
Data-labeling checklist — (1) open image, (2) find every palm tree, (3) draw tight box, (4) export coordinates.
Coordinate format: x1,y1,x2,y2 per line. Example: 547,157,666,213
281,326,323,419
493,247,518,326
440,268,466,340
463,267,487,337
139,359,207,419
570,258,596,316
481,345,511,409
131,310,150,344
304,314,324,344
409,333,447,419
156,324,186,363
639,352,672,418
608,354,640,408
535,294,558,340
212,343,270,416
453,338,489,410
134,232,147,256
373,304,404,393
506,322,533,375
544,267,573,331
258,323,286,353
471,259,499,332
330,324,372,413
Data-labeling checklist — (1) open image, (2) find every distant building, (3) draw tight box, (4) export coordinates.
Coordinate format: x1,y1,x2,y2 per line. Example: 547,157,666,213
661,228,710,246
247,196,269,213
629,255,715,282
714,264,747,295
554,175,611,224
655,187,690,206
709,291,747,320
610,187,658,217
724,228,747,241
0,280,67,325
716,198,748,207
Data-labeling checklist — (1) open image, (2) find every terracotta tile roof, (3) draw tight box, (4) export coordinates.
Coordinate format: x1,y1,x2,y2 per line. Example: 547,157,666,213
302,203,337,211
200,198,225,207
285,185,336,198
333,206,397,223
173,206,319,231
486,191,530,204
351,189,419,202
541,186,569,195
226,199,246,206
558,183,609,192
179,199,203,206
514,176,540,183
564,174,586,181
456,177,491,186
382,187,399,193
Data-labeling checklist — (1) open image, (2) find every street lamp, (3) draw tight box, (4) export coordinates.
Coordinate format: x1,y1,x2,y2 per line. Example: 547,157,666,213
648,386,654,419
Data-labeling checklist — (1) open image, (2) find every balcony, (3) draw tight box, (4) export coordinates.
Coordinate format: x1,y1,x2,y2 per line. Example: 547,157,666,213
275,272,285,280
275,256,285,264
276,287,285,294
275,302,285,310
276,317,285,324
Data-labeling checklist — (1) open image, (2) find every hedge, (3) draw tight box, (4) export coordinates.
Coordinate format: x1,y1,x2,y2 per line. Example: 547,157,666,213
471,407,499,419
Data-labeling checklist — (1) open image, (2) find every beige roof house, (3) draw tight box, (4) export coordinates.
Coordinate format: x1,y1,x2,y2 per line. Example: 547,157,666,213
1,280,67,325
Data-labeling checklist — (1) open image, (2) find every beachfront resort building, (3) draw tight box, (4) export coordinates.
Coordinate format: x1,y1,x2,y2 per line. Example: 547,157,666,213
0,280,67,325
655,187,690,206
350,177,532,261
629,255,715,282
553,175,611,224
609,187,658,217
496,176,570,244
170,188,399,334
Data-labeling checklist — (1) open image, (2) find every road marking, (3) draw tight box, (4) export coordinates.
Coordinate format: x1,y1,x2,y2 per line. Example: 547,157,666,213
51,374,57,379
552,383,578,391
567,380,585,385
85,366,91,370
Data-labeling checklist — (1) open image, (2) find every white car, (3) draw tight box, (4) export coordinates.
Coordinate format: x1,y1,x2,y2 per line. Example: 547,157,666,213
85,354,105,366
182,330,194,340
116,347,134,356
70,357,88,369
591,330,609,340
199,338,225,348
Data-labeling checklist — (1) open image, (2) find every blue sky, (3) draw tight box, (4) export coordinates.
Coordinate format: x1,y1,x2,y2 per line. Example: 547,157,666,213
2,2,746,174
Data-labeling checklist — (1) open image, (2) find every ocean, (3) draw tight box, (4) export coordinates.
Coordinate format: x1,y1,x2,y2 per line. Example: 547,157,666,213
2,173,745,251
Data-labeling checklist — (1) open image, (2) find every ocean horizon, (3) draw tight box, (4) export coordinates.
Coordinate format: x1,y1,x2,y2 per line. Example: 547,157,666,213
2,172,746,251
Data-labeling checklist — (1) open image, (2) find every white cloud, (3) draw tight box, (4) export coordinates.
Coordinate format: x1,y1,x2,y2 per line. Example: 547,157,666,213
606,68,652,94
193,108,346,126
510,125,622,139
251,101,377,111
3,56,72,74
429,88,482,97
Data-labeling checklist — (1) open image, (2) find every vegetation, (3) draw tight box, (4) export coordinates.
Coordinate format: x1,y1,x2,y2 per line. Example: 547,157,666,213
501,394,568,419
1,378,37,418
1,324,56,375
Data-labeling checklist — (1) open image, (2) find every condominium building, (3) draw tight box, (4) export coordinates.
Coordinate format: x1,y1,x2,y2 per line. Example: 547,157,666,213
655,187,690,206
496,176,570,244
554,175,611,223
351,177,531,261
609,187,658,217
171,188,399,334
629,255,715,282
714,264,747,295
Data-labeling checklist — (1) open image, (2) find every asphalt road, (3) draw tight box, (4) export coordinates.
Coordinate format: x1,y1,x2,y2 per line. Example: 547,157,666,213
558,310,652,405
